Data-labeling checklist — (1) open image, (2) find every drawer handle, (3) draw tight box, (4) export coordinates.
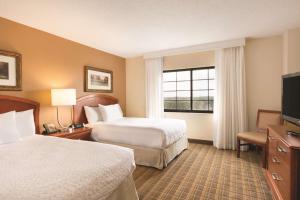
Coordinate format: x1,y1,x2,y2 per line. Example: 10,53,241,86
272,157,280,163
271,173,283,181
277,146,287,153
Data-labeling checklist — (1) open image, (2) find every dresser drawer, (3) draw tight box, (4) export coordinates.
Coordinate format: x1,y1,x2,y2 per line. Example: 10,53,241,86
276,139,291,165
268,155,291,200
266,126,300,200
269,165,291,200
267,129,292,200
268,133,291,169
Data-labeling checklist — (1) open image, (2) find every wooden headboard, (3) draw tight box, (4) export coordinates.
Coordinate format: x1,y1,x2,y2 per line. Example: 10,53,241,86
0,95,40,133
73,94,118,124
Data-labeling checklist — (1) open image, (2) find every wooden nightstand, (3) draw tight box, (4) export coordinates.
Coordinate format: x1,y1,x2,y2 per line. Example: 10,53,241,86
47,127,92,140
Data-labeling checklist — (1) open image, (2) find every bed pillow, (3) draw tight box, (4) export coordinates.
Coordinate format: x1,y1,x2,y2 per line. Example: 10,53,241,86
98,104,123,121
84,106,103,123
0,111,20,144
16,109,36,138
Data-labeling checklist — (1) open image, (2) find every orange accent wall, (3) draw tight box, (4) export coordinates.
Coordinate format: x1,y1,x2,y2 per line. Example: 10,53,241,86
0,17,126,130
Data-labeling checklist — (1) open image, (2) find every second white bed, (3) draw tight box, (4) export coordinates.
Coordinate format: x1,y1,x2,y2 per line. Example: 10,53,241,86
89,117,186,148
88,117,188,169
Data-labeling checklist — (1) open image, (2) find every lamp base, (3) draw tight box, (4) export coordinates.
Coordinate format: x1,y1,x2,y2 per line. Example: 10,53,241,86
56,106,73,132
58,127,69,132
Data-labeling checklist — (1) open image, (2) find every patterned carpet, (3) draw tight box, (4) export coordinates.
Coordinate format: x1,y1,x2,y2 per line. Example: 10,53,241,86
133,143,271,200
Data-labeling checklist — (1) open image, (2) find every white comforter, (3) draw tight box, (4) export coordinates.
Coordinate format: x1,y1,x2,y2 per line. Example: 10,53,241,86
0,135,135,200
89,117,186,148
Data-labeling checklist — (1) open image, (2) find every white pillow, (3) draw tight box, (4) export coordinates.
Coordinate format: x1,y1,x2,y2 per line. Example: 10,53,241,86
16,109,36,138
84,106,103,123
0,111,20,144
98,104,123,122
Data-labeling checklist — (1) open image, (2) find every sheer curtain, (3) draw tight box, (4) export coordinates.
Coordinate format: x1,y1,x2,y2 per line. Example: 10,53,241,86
213,46,247,150
145,57,164,119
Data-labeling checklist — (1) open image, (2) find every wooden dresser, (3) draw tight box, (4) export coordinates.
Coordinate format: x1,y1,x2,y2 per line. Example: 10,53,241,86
266,125,300,200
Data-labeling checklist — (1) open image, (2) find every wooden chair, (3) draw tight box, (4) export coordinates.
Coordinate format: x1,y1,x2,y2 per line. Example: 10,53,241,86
237,109,282,168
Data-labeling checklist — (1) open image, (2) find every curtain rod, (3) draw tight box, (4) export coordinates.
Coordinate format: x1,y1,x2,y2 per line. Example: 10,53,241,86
143,38,245,59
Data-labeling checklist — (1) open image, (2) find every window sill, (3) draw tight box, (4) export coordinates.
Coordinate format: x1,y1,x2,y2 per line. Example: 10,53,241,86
164,110,213,114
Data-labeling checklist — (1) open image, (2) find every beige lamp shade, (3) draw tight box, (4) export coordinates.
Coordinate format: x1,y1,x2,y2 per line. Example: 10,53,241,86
51,89,76,106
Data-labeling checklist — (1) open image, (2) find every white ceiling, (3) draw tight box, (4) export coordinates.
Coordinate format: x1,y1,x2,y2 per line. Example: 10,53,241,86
0,0,300,58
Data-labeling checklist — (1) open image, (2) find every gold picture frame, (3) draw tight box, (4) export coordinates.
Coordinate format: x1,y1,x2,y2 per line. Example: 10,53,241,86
0,50,22,91
84,66,113,93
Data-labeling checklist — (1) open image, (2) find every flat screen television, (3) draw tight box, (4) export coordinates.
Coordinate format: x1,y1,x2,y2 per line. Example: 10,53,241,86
282,72,300,128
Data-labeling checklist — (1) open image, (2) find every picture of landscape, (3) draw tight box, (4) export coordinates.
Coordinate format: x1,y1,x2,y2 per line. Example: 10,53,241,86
0,61,9,80
90,74,109,86
85,66,113,92
0,50,22,91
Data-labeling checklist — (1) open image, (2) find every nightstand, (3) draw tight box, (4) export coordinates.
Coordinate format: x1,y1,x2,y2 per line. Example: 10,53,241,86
47,127,92,140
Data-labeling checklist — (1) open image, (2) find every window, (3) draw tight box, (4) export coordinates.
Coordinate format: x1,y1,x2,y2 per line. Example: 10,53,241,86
163,66,215,113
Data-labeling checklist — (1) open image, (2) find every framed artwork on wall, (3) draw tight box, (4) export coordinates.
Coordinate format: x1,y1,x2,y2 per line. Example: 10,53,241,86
84,66,113,93
0,50,22,91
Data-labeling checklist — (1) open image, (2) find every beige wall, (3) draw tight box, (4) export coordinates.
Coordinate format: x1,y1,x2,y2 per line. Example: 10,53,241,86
0,17,126,130
245,36,283,131
285,27,300,74
164,51,214,69
126,57,146,117
283,27,300,130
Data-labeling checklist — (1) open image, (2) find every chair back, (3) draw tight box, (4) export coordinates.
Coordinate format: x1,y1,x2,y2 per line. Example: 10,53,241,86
256,109,282,133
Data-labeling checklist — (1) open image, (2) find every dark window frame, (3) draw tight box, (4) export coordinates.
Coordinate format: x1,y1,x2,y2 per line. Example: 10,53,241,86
163,66,215,113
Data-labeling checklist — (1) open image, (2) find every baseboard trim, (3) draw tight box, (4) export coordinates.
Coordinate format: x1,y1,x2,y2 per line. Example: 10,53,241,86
188,138,213,145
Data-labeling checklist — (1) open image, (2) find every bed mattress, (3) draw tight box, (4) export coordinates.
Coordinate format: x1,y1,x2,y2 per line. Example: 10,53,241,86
0,135,135,200
89,117,186,148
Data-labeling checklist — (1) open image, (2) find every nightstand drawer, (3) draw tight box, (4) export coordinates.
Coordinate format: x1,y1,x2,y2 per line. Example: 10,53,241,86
47,127,92,140
65,131,91,140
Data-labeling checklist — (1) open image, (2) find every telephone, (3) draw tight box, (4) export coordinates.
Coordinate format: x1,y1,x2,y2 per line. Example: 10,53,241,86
43,123,60,134
71,123,85,129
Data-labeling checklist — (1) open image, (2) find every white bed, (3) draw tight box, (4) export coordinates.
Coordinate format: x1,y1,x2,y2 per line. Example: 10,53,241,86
0,135,138,200
0,95,139,200
73,94,188,169
88,117,187,148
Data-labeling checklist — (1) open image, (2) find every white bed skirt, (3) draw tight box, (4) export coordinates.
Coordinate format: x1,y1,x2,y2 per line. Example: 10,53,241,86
106,175,139,200
98,136,188,169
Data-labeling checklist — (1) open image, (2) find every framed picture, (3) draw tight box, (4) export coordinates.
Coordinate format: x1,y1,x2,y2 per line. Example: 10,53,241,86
84,66,113,92
0,50,22,91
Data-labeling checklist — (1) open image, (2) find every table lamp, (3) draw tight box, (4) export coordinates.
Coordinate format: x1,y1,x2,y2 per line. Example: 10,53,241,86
51,89,76,130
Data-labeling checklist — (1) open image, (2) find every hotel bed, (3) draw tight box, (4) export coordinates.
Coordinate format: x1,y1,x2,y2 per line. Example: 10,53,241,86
73,94,188,169
0,95,139,200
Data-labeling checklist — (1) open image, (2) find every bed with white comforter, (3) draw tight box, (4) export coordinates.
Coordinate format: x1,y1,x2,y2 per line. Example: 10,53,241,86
88,117,188,169
0,135,137,200
89,117,186,148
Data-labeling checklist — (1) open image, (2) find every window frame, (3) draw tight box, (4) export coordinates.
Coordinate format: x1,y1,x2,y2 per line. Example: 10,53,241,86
163,66,215,113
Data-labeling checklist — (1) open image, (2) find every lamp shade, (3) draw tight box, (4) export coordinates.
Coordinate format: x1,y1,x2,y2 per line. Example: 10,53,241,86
51,89,76,106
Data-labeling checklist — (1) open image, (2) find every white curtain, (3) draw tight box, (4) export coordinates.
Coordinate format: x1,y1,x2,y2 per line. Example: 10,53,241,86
213,46,247,150
145,57,164,119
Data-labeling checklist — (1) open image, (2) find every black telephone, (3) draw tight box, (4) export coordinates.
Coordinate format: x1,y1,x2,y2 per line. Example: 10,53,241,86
71,123,85,129
43,123,60,134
